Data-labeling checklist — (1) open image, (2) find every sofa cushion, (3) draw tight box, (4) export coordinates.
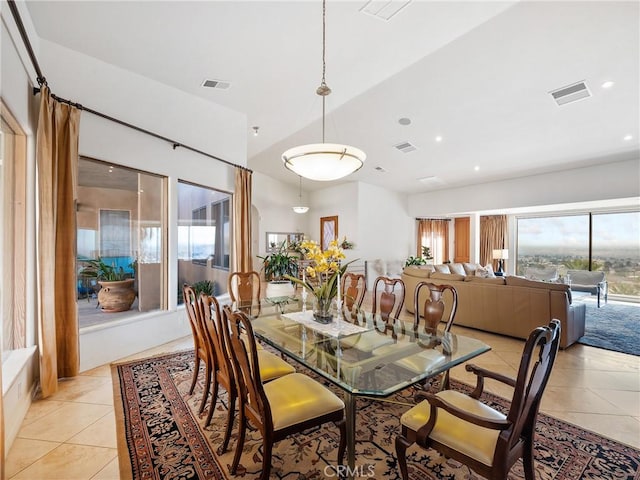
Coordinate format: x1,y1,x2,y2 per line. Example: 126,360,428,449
430,272,466,281
463,263,481,276
506,275,571,302
403,266,432,279
475,264,496,278
464,275,506,285
434,264,451,273
448,263,467,276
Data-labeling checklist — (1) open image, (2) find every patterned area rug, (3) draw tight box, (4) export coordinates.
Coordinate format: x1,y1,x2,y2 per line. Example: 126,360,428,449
112,350,640,480
577,298,640,356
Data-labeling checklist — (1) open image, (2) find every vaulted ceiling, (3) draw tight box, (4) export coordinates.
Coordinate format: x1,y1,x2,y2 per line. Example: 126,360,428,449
26,1,639,194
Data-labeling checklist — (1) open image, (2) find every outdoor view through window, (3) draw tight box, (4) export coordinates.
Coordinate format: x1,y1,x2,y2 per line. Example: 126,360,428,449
517,211,640,299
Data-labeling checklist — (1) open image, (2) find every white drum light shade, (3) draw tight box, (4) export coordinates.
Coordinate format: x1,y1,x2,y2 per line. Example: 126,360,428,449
282,143,366,181
292,206,310,214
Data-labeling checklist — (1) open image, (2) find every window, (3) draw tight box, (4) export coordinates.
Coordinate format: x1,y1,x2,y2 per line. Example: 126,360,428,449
1,102,27,360
516,211,640,299
77,158,167,326
177,181,231,303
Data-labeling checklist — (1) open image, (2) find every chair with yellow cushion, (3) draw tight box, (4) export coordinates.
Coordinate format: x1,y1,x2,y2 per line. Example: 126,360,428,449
395,320,561,480
224,307,346,479
199,296,295,454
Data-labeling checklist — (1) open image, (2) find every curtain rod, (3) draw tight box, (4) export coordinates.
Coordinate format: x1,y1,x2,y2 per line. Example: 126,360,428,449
7,0,251,173
416,218,451,221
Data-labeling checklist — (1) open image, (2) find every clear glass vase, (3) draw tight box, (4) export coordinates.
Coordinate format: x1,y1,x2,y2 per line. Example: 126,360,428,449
313,296,334,324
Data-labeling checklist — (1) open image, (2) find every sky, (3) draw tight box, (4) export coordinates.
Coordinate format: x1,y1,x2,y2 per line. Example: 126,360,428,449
518,212,640,250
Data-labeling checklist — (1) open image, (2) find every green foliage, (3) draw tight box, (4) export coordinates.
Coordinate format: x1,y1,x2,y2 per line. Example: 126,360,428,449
421,246,433,260
404,256,426,267
80,257,131,281
192,280,215,297
563,259,603,271
257,241,299,281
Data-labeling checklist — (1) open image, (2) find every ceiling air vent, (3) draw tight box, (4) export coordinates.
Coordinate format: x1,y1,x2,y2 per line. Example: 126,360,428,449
394,141,417,153
360,0,411,21
549,81,590,106
202,79,231,90
418,176,445,187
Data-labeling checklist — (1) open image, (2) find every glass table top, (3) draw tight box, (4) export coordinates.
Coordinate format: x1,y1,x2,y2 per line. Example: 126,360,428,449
245,299,491,397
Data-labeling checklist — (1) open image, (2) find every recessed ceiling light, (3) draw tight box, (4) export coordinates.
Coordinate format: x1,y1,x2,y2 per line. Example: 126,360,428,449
623,134,633,141
435,136,443,143
601,81,615,89
398,117,411,126
474,166,480,171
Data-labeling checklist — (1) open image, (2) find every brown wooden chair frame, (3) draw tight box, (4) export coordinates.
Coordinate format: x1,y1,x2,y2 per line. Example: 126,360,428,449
200,294,236,454
372,276,405,332
228,270,262,317
224,307,346,479
341,272,366,312
412,281,458,389
183,284,213,415
396,319,561,480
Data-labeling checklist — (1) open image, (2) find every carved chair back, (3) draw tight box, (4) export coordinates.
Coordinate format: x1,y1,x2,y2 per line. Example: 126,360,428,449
413,282,458,334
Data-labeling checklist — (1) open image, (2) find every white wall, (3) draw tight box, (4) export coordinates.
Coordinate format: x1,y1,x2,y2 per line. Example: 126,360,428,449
408,156,640,216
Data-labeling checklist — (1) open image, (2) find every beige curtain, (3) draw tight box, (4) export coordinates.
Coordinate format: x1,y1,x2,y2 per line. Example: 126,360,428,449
37,86,81,397
417,219,449,264
232,167,252,272
479,215,508,268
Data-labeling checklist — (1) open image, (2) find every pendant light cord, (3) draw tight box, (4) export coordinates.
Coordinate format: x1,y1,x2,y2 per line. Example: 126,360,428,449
317,0,330,143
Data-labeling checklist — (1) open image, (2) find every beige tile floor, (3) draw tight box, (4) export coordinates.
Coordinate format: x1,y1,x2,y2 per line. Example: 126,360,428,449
5,316,640,479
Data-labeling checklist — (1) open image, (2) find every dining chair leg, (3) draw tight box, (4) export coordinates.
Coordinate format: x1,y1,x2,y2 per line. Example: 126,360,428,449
188,356,200,395
395,434,412,480
218,391,236,455
204,378,220,428
337,419,347,465
523,438,536,480
259,437,274,480
230,410,247,475
198,363,212,414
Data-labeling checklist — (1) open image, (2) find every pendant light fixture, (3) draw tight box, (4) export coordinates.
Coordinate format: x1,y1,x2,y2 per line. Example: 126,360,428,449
282,0,366,181
292,175,310,214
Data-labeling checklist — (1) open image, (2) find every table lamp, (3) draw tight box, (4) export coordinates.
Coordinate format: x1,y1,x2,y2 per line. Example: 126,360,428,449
492,249,509,276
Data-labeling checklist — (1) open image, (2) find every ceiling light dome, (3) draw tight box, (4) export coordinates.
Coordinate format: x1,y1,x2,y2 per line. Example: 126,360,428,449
283,143,365,181
282,0,365,182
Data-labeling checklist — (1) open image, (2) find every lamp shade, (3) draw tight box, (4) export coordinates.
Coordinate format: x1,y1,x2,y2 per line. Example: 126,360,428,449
292,206,309,214
492,249,509,260
282,143,366,181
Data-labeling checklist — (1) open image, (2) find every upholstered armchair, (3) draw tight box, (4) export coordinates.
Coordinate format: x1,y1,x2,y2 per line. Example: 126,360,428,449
567,269,607,307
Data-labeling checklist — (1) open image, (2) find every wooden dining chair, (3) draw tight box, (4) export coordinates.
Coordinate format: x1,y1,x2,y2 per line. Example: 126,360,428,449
224,307,346,479
413,281,458,335
396,320,561,480
341,272,366,312
228,270,262,316
200,296,295,454
183,284,213,414
405,282,458,389
341,276,406,356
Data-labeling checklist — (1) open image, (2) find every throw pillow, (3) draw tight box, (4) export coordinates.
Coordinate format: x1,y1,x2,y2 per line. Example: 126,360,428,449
434,264,451,274
448,263,466,276
475,264,496,278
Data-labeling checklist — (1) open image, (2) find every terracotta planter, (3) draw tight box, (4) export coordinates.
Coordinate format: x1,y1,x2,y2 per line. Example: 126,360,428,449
98,279,136,312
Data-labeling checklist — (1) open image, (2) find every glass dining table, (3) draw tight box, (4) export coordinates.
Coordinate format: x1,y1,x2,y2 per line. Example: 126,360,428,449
236,296,491,476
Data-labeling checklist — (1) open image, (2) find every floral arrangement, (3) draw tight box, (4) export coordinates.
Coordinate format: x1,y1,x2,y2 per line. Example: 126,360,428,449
340,236,354,250
286,238,356,319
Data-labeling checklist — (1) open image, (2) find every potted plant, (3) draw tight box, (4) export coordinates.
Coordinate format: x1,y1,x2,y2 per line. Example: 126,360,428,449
80,257,136,312
257,241,299,298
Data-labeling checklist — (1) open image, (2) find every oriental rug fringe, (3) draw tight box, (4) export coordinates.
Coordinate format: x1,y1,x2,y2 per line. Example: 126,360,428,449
112,350,640,480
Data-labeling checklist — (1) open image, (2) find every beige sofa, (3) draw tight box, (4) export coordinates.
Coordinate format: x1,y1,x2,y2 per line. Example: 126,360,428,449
401,265,586,349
